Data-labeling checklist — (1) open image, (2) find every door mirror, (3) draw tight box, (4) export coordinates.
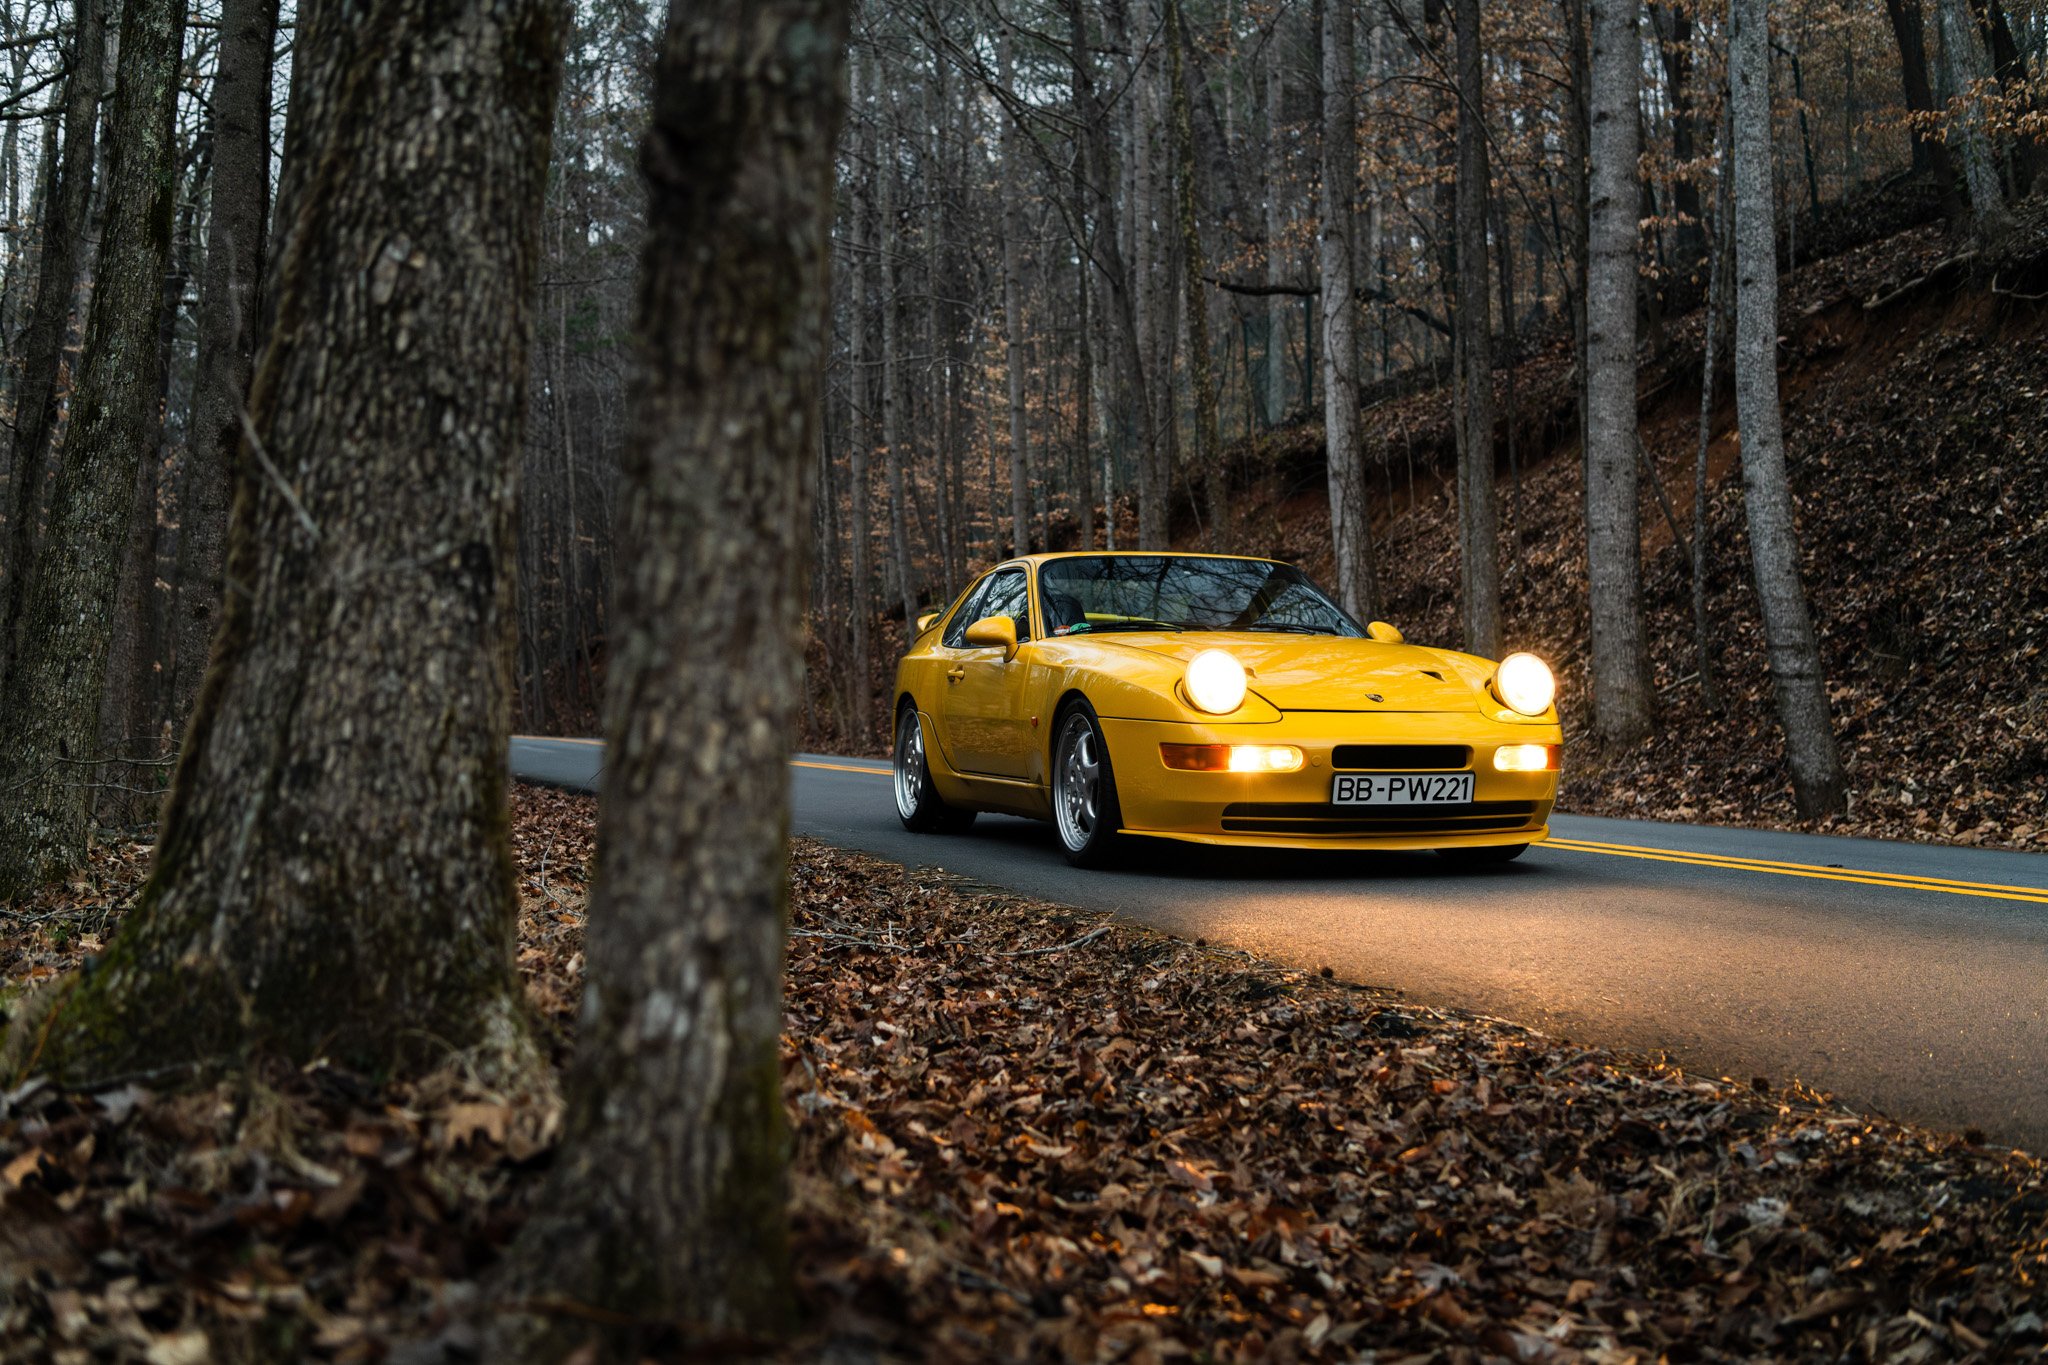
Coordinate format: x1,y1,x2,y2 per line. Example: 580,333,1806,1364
915,611,939,634
1366,620,1404,644
963,614,1019,659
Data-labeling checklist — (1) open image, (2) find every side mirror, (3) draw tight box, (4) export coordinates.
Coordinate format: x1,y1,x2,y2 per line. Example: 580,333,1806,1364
1366,620,1404,644
915,611,939,634
963,614,1019,659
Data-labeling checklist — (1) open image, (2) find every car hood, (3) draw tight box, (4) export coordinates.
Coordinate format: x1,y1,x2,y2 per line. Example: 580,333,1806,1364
1095,633,1490,713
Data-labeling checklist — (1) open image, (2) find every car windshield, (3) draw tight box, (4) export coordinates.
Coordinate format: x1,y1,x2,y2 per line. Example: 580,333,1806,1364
1038,556,1363,637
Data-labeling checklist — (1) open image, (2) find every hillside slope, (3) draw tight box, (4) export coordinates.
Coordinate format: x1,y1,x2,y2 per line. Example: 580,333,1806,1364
1228,201,2048,850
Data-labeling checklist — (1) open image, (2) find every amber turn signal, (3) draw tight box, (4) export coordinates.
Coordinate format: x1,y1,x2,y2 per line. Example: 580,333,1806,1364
1493,743,1560,772
1161,743,1305,773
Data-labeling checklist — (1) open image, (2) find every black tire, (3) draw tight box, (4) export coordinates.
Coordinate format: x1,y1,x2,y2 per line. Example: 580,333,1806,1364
893,703,976,833
1050,700,1124,868
1436,842,1528,867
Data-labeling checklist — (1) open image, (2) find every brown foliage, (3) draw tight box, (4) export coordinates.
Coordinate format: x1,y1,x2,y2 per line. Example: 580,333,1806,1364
2,788,2043,1360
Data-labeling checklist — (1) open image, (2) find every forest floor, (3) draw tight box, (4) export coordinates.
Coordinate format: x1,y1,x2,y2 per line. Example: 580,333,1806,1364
805,194,2048,855
2,785,2044,1362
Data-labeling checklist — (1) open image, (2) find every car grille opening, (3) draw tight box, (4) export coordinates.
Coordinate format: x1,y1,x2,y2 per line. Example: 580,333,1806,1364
1330,744,1470,770
1219,800,1538,837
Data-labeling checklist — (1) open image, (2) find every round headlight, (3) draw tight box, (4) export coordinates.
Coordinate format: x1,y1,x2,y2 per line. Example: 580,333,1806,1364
1184,649,1247,714
1495,652,1556,716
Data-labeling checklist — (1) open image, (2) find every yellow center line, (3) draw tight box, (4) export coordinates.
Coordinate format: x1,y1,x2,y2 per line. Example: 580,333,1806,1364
791,759,892,777
1544,838,2048,905
513,734,604,747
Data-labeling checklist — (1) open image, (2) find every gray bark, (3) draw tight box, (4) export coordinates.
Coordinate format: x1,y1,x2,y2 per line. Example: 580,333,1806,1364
0,0,182,898
878,107,917,622
170,0,278,742
999,12,1032,554
1,0,103,673
1933,0,2006,228
1729,0,1847,817
19,0,566,1075
1319,0,1378,620
1582,0,1652,745
491,0,847,1343
1261,26,1288,425
846,53,873,742
1452,0,1499,657
1167,0,1222,548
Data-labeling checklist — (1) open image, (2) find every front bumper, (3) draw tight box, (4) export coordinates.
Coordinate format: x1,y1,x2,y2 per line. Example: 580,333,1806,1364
1098,711,1560,851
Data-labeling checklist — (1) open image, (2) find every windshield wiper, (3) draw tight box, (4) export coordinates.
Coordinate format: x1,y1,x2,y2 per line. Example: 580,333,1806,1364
1085,619,1185,632
1243,621,1341,634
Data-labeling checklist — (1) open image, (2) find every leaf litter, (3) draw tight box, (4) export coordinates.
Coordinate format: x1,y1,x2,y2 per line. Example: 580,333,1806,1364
0,784,2041,1361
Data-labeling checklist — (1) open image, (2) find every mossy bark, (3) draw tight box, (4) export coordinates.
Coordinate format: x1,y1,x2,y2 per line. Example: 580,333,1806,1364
18,0,567,1083
489,0,847,1351
0,0,183,899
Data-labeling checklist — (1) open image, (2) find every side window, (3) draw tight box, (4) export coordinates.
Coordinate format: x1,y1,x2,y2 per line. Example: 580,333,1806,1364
976,570,1031,642
941,576,993,648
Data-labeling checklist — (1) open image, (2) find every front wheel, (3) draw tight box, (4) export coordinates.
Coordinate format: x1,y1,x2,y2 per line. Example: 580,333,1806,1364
1435,842,1528,867
1051,703,1124,868
894,705,975,833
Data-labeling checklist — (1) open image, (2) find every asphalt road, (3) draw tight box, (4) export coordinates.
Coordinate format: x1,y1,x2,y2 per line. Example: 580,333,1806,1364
511,736,2048,1149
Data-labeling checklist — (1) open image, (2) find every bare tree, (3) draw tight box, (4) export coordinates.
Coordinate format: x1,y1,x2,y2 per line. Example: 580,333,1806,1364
1729,0,1847,817
170,0,279,739
490,0,848,1346
13,0,567,1075
0,0,102,673
1582,0,1651,745
1452,0,1499,656
0,0,182,898
1319,0,1378,620
999,8,1033,555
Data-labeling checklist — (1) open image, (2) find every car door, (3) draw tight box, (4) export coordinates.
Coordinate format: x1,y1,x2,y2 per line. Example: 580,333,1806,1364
939,566,1036,778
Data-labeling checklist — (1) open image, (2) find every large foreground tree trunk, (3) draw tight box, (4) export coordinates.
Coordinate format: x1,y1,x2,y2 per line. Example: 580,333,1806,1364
0,0,104,675
1581,0,1652,746
1452,0,1499,657
1318,0,1378,621
0,0,183,900
1729,0,1847,819
19,0,566,1079
169,0,278,742
490,0,847,1348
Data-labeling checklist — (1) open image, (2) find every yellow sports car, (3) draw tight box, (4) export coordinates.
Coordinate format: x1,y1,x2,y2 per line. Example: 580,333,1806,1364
891,552,1561,867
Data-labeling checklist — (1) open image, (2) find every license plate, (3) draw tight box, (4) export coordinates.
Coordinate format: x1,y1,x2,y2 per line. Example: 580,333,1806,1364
1332,772,1474,805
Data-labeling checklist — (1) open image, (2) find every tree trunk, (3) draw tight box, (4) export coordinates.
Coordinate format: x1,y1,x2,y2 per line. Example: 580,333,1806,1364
1974,0,2044,192
1168,0,1222,549
0,0,182,899
1882,0,1962,209
170,0,277,742
1261,25,1288,425
1729,0,1847,819
490,0,846,1346
846,54,874,743
1693,105,1731,713
878,109,917,622
17,0,567,1078
1453,0,1499,657
1582,0,1652,747
1652,3,1704,268
1318,0,1378,621
1,0,104,673
1934,0,2007,228
1000,15,1033,556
